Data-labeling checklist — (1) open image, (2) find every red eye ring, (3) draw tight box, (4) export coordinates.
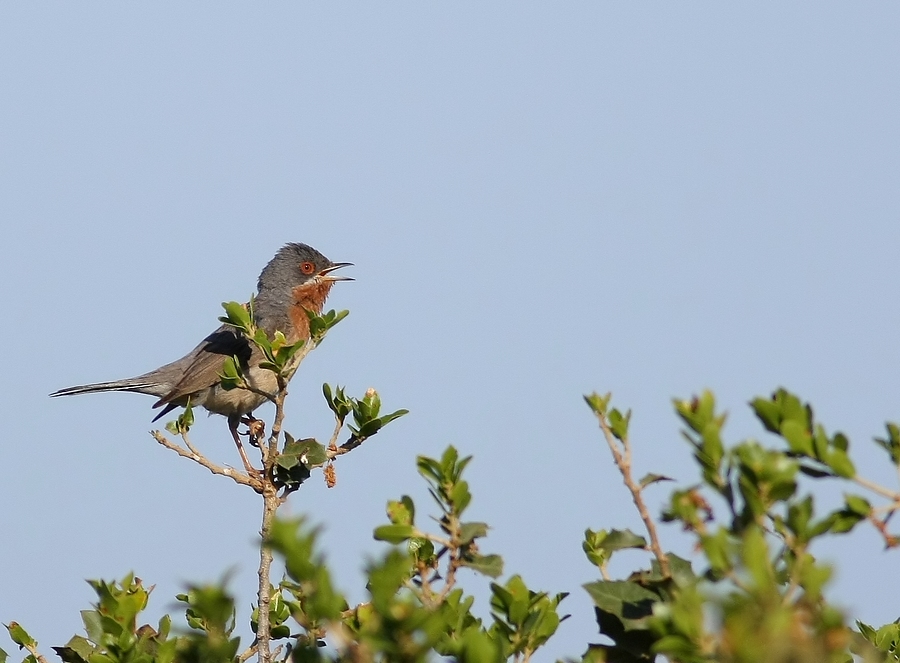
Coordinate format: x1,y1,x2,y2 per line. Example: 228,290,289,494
300,261,316,275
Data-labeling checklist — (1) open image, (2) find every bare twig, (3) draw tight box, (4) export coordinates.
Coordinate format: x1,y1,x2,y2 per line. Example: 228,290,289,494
434,516,462,603
868,513,900,548
238,641,259,663
256,485,279,663
150,430,261,492
326,417,343,452
327,434,366,459
599,562,611,581
180,430,203,458
436,547,461,602
871,501,900,516
415,530,453,549
19,639,50,663
593,413,671,578
853,474,900,501
409,559,436,607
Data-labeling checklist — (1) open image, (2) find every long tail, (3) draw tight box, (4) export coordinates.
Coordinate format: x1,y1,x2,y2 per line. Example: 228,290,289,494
49,380,161,398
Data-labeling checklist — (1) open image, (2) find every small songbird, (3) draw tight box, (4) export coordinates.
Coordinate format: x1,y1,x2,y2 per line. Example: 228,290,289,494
50,243,352,472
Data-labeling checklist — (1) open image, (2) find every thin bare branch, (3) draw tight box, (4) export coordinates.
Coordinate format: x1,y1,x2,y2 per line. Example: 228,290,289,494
180,430,203,457
327,416,344,452
868,513,900,548
593,413,671,578
599,562,611,582
853,474,900,501
238,641,259,663
150,430,261,492
21,640,50,663
256,486,279,663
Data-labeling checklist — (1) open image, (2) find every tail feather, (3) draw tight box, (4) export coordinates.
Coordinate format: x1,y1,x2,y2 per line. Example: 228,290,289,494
49,380,162,398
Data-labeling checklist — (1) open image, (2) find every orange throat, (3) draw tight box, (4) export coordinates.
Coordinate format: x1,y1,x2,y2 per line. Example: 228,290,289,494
288,281,335,341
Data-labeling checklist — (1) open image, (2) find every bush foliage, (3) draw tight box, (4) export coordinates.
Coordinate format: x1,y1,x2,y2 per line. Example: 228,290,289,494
6,306,900,662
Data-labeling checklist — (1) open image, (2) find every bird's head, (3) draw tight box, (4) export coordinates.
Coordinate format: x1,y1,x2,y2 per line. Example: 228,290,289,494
258,242,353,296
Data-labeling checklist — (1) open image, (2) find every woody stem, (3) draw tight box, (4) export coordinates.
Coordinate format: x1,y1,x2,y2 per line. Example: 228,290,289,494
257,381,289,663
256,485,279,663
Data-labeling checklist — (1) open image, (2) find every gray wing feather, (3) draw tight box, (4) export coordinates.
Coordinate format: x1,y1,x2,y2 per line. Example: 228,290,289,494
152,325,254,409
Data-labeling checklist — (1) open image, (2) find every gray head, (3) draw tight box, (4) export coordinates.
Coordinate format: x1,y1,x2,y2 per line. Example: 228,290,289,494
254,243,352,331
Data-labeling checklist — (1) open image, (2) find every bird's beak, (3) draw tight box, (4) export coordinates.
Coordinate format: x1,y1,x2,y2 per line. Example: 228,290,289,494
317,262,354,282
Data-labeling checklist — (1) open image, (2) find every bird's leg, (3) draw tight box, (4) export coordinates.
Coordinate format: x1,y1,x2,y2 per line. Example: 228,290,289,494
242,414,266,448
229,414,261,476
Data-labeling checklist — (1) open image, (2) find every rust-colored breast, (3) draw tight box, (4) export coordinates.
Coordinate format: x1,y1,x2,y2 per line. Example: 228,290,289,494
288,282,335,341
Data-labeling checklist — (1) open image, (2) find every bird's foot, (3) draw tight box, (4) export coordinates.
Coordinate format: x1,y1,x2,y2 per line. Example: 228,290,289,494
229,415,264,481
242,416,266,447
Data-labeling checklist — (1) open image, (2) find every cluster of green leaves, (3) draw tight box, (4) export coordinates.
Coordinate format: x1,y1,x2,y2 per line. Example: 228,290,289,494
218,301,348,390
2,449,567,663
208,301,408,492
323,384,409,444
374,446,502,578
9,388,900,663
581,388,900,663
270,386,408,492
164,401,195,436
271,446,567,662
1,575,243,663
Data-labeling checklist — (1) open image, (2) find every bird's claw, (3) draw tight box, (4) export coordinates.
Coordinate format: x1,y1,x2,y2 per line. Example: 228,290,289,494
241,416,266,447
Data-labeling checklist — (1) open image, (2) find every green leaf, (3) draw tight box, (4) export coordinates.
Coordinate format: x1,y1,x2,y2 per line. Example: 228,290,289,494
218,355,244,390
6,622,35,649
875,423,900,465
80,610,103,645
602,529,648,552
458,629,500,663
700,528,734,577
460,553,504,577
307,308,349,341
459,521,489,545
639,473,674,488
584,392,611,416
219,301,252,330
386,497,416,526
844,494,872,517
52,637,93,663
373,524,415,543
379,409,409,427
781,419,814,456
751,396,781,433
826,448,856,478
278,438,327,470
356,419,383,438
608,408,631,440
583,580,659,630
583,529,610,568
268,518,345,623
323,383,352,419
408,537,435,565
450,480,472,515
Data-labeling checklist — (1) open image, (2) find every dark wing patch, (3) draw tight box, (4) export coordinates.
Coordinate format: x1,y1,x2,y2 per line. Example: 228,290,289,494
152,325,253,409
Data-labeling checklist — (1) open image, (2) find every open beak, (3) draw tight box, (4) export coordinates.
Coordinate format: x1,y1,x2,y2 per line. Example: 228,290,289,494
317,262,354,282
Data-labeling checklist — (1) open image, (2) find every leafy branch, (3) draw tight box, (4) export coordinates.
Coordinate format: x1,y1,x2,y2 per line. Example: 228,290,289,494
145,302,406,663
584,392,671,578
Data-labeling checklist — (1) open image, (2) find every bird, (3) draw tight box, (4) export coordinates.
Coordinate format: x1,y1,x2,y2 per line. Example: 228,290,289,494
50,242,352,473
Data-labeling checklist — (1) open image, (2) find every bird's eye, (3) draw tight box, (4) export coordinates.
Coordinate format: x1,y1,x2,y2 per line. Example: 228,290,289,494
299,262,316,275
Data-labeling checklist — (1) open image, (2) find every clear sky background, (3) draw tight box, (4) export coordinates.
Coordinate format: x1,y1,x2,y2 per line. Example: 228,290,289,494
2,3,899,660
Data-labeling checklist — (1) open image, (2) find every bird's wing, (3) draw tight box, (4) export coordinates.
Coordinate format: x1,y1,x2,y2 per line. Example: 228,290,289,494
152,325,255,409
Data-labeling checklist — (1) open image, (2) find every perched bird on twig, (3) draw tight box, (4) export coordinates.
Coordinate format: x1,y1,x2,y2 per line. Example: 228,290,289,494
50,242,352,473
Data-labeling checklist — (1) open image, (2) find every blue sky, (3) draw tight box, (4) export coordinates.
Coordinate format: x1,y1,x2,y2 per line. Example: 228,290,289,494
2,3,900,660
